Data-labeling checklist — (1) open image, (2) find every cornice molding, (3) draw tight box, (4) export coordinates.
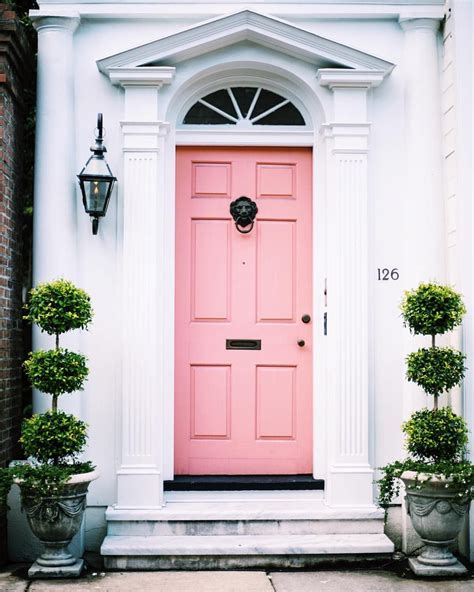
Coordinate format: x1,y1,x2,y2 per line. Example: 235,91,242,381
399,17,441,32
108,66,176,87
97,10,394,77
317,69,387,89
33,2,445,21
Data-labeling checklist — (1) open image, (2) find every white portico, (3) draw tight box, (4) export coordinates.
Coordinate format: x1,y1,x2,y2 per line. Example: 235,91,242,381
24,0,458,566
92,10,396,513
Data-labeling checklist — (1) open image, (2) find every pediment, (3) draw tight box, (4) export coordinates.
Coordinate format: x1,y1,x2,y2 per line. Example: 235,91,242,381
97,10,394,76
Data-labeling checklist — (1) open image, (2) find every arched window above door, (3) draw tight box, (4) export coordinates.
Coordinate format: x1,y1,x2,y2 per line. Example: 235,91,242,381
182,87,306,127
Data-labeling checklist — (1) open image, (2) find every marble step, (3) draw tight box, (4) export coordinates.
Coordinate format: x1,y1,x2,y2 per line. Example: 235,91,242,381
107,517,384,536
101,533,395,570
105,501,385,536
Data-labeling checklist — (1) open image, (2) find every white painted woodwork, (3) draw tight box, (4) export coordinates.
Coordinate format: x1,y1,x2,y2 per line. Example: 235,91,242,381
32,2,445,22
117,94,171,508
317,70,386,507
101,70,175,508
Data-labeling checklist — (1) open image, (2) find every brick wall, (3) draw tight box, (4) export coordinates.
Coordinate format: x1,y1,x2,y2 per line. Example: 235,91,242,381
0,4,34,563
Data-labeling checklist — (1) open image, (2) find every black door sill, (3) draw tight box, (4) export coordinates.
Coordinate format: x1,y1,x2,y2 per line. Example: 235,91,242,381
164,474,324,491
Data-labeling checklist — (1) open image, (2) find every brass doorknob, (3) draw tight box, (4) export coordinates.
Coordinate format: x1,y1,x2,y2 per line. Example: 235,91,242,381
297,340,305,347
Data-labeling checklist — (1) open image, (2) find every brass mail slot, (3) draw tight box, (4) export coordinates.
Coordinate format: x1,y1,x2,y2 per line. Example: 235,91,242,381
226,339,261,350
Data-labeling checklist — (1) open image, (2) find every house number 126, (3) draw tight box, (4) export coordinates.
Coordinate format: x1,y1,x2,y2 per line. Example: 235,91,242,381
377,268,399,281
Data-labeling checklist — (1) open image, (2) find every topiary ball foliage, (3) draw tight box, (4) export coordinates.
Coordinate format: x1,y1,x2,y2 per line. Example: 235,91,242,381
25,279,93,336
403,407,469,463
401,283,466,336
23,348,89,396
20,411,88,464
406,346,466,397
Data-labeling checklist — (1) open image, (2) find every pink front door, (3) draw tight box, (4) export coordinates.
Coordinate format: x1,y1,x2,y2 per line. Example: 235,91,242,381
175,147,313,475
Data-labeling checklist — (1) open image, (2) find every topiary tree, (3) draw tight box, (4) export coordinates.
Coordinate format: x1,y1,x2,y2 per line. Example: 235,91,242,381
378,283,472,508
401,283,466,410
22,279,93,466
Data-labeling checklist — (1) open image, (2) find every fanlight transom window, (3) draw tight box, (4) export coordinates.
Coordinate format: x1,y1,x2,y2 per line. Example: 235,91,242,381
183,87,306,127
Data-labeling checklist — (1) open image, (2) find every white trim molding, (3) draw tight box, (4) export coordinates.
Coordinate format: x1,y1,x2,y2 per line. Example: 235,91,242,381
96,14,395,512
31,2,445,22
318,71,379,507
116,77,172,509
117,120,170,510
96,10,395,75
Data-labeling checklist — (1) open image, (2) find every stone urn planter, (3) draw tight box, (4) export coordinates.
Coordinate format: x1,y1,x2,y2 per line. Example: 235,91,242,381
18,470,100,578
402,471,470,576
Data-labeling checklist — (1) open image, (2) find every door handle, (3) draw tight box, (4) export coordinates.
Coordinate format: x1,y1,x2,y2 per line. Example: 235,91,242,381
301,314,311,324
297,340,305,347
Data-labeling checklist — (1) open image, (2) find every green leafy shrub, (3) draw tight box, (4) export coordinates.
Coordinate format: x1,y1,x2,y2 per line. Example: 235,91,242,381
25,279,93,337
378,460,474,509
20,411,88,464
403,407,468,463
15,463,95,500
0,462,95,509
406,347,466,397
24,349,88,396
401,283,465,336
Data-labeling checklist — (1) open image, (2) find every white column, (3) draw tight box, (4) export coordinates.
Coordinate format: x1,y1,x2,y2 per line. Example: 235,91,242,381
107,68,174,509
399,18,444,287
318,70,386,507
31,15,80,283
399,19,445,418
30,14,80,414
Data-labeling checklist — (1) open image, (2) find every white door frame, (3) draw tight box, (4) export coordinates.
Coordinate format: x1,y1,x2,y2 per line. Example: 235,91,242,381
169,131,325,484
100,50,391,513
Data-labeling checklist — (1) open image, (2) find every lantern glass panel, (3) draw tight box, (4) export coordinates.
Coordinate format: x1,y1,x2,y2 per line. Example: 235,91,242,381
82,178,111,215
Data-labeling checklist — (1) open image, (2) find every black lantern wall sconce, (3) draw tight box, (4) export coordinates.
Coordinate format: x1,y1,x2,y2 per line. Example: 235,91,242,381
77,113,117,235
229,196,258,234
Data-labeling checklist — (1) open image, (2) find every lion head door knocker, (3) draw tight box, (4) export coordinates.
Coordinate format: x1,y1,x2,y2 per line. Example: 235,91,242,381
229,196,258,234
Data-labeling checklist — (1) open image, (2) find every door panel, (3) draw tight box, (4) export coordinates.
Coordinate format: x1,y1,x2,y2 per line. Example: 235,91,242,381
175,146,312,475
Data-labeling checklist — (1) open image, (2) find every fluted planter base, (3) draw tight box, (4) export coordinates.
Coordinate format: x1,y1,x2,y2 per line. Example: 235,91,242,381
401,471,470,576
